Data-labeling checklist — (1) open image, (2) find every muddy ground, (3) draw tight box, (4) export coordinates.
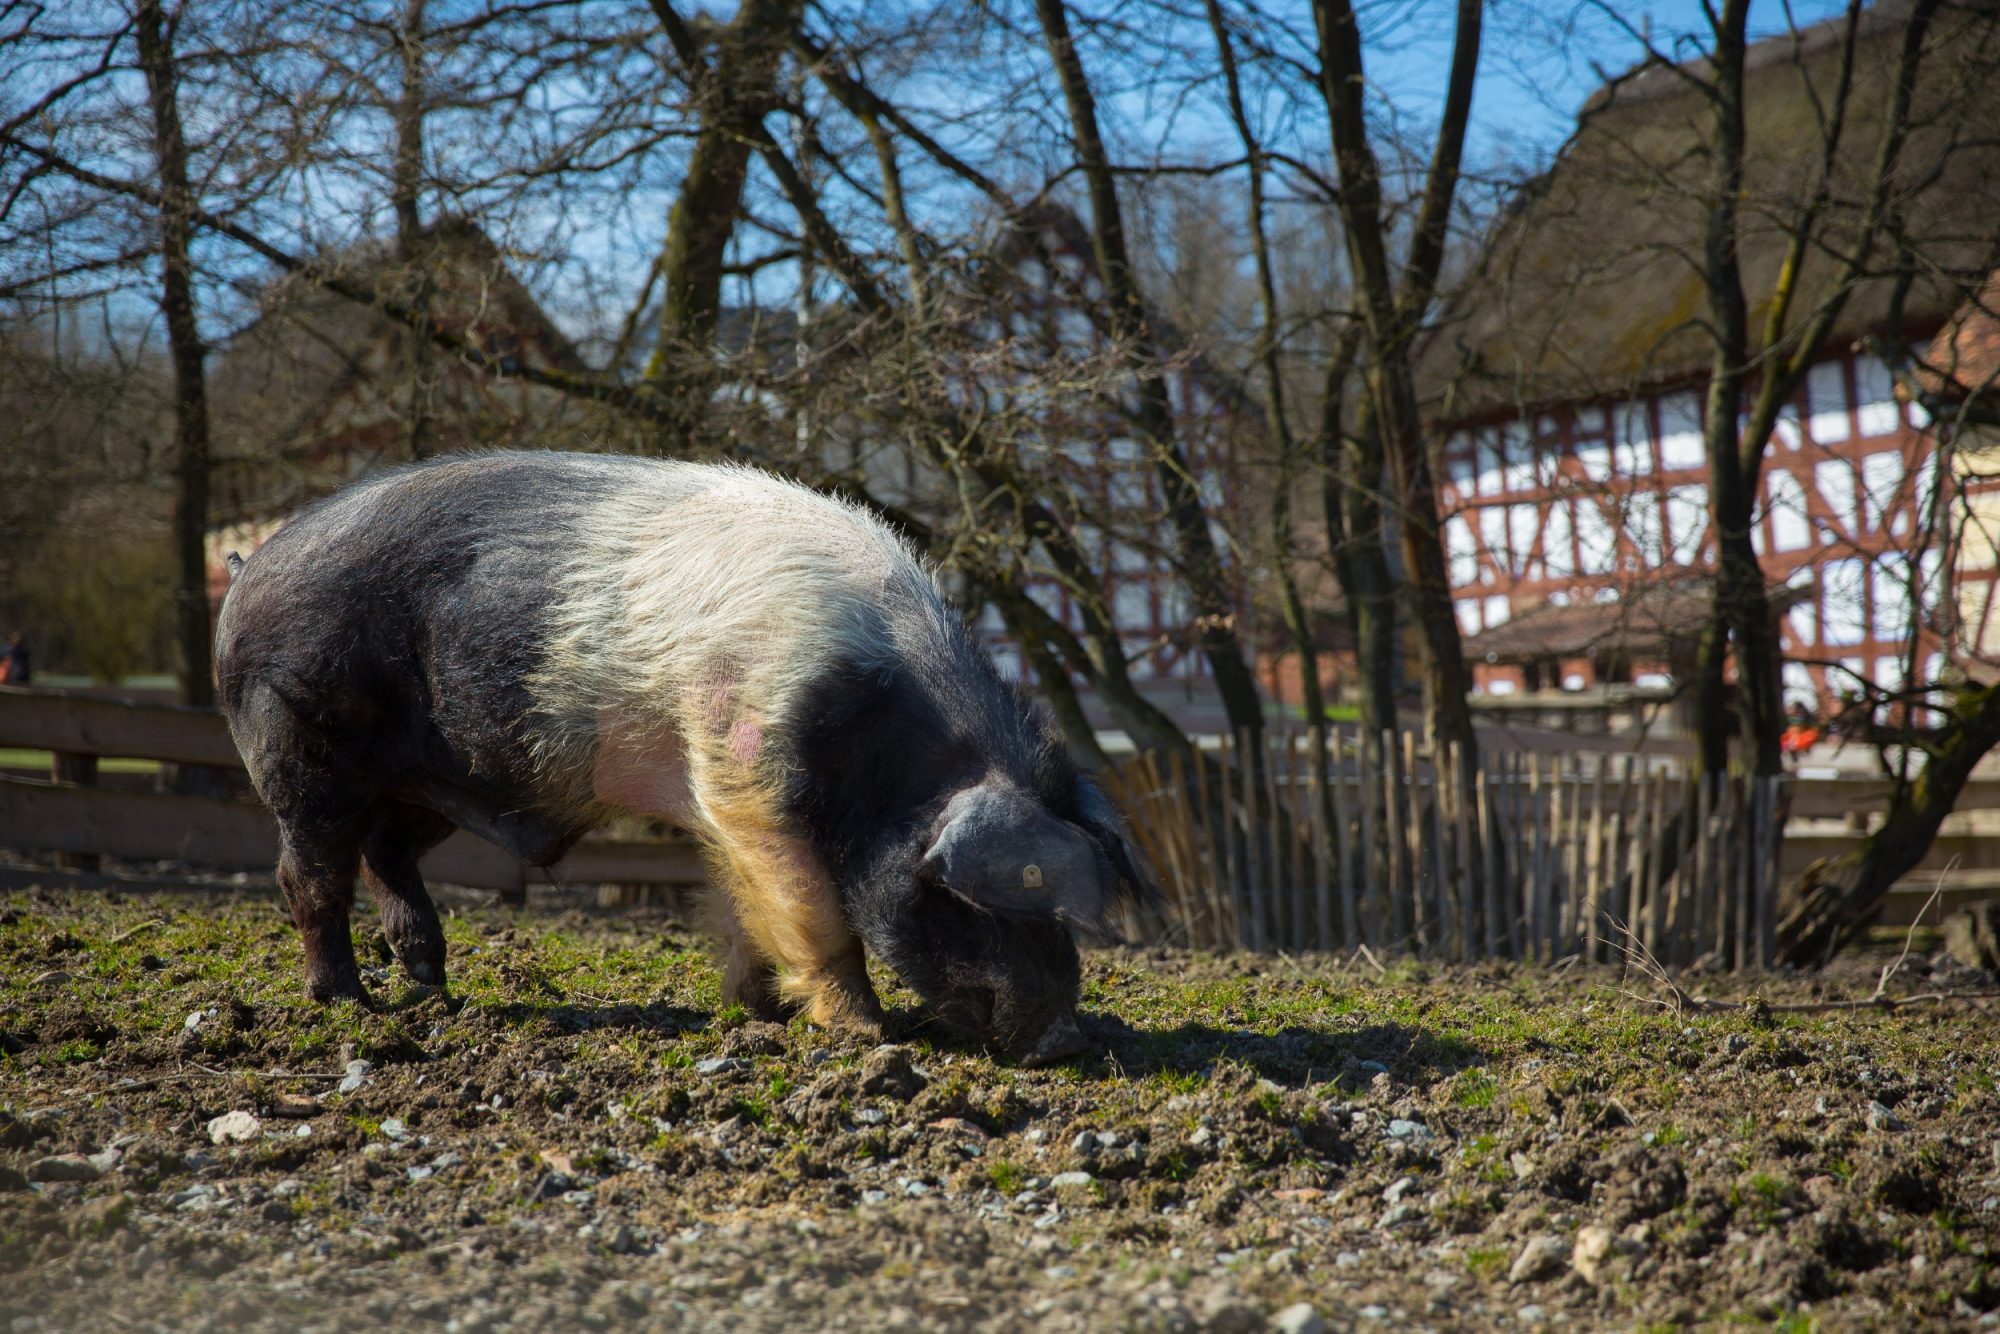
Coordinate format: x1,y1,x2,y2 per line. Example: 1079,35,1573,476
0,886,1996,1332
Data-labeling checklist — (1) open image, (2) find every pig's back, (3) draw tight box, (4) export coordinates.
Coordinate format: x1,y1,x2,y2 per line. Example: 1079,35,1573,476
219,451,953,797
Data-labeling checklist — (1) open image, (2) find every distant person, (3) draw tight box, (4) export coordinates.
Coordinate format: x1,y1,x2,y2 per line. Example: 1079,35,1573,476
0,630,27,685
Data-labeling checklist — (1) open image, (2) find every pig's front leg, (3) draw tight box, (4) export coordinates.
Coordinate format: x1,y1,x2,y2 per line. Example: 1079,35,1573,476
707,815,884,1039
714,892,788,1021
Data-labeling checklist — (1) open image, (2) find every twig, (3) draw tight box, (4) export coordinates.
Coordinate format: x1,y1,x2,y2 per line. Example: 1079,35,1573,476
105,918,166,945
24,1064,345,1116
1354,943,1388,977
1869,861,1950,1002
1610,876,2000,1016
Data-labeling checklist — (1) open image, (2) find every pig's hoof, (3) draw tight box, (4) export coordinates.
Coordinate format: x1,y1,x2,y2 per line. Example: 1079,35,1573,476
306,976,370,1006
808,989,886,1041
400,957,446,988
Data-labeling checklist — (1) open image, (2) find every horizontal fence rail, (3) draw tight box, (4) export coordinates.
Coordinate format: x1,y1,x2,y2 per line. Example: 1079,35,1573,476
0,685,705,901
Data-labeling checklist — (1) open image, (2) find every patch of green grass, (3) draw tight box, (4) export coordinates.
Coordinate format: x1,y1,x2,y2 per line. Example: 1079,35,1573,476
1152,1068,1206,1096
988,1161,1027,1194
1452,1070,1499,1108
47,1039,103,1065
1463,1245,1510,1281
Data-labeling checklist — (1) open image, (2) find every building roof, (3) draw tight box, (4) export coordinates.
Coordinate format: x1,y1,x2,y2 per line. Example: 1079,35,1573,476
1466,577,1813,661
1425,2,2000,422
209,218,588,520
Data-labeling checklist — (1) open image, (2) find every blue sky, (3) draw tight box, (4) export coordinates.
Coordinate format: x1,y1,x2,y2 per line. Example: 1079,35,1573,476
1370,0,1861,168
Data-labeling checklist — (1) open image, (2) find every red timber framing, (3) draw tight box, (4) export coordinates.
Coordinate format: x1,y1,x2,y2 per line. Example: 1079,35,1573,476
1440,344,1956,710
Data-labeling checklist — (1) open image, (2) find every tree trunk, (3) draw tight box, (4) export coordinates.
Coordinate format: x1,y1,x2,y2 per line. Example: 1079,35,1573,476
136,0,213,709
1777,679,2000,964
645,0,802,451
393,0,435,461
1033,0,1266,740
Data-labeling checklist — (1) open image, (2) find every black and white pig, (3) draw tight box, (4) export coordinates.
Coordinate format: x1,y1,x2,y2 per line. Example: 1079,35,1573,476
214,451,1152,1064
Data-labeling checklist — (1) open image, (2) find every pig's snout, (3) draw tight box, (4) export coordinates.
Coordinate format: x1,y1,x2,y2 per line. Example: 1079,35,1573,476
1017,1014,1091,1067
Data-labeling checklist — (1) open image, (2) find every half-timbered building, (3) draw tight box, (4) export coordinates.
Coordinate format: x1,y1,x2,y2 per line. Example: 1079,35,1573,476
1426,3,2000,711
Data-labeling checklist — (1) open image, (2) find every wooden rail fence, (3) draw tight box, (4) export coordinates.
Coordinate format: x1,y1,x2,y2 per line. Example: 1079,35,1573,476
1101,727,1790,968
4,686,1984,960
0,685,705,900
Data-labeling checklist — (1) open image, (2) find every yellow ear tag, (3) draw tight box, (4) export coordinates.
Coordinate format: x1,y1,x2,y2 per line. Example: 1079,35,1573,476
1022,864,1044,889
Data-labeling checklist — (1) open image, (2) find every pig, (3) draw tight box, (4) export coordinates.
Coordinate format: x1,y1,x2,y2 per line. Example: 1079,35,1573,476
214,451,1153,1064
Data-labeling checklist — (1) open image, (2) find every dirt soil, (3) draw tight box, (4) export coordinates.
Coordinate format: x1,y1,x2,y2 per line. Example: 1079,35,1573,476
1,886,1996,1332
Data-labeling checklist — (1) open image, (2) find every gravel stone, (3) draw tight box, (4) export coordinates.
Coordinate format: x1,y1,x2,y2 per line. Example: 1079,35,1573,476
1271,1302,1325,1334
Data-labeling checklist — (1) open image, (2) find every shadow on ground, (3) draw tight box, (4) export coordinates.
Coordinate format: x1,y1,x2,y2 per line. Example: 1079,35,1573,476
1083,1014,1483,1089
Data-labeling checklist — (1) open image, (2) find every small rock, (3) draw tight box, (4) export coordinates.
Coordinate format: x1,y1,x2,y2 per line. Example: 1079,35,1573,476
274,1178,304,1198
1570,1225,1617,1283
693,1057,746,1077
859,1045,923,1099
171,1183,219,1211
27,1154,102,1183
269,1094,318,1120
379,1117,410,1141
1071,1130,1100,1155
207,1111,261,1145
1383,1175,1417,1204
1385,1119,1433,1142
1188,1125,1215,1148
851,1108,888,1127
1509,1235,1568,1284
1357,1306,1388,1321
1334,1251,1361,1269
860,1189,888,1205
1264,1247,1299,1272
1517,1305,1545,1325
1864,1101,1905,1132
1044,1264,1076,1281
86,1147,121,1174
1050,1171,1095,1189
183,1010,204,1032
1272,1302,1325,1334
345,1059,372,1077
260,1199,293,1224
1376,1203,1422,1229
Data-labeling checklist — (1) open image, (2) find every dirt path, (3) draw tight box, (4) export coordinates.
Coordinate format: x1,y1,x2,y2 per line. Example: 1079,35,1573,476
0,888,1996,1330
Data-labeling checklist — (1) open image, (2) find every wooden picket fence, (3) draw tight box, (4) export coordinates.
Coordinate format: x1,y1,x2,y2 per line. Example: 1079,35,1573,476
1100,727,1789,969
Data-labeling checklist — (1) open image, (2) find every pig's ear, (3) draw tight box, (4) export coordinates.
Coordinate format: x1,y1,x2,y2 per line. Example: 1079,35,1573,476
921,782,1109,929
1070,774,1162,909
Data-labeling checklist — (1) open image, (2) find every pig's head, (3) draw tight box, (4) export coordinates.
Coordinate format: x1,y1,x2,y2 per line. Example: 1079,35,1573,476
853,774,1154,1065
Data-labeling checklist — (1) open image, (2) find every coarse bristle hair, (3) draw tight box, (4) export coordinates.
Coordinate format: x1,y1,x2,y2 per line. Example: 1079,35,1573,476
521,456,961,824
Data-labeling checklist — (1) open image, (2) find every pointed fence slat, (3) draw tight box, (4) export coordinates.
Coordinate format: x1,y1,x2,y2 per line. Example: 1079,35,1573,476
1109,731,1786,968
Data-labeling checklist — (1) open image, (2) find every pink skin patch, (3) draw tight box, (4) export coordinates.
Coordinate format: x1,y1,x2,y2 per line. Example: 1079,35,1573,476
590,712,695,822
730,719,762,766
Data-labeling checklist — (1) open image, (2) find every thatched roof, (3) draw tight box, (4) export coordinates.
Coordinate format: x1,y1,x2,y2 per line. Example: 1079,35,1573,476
1425,1,2000,422
1467,576,1813,661
209,218,588,520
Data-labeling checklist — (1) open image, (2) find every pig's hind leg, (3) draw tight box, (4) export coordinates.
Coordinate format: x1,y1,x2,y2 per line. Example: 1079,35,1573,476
360,800,454,988
276,829,368,1004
